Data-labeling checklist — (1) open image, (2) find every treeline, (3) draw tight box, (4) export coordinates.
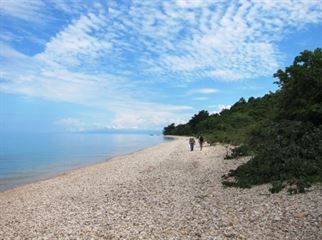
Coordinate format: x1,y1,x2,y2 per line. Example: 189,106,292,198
163,48,322,193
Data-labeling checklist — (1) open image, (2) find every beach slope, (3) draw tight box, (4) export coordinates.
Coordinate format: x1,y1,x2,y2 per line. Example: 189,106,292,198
0,137,321,239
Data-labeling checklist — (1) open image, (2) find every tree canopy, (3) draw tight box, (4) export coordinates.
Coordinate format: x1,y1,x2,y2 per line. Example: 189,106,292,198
163,48,322,193
274,48,322,124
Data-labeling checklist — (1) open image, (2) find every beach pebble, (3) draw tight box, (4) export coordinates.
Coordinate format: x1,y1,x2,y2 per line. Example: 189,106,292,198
0,138,321,239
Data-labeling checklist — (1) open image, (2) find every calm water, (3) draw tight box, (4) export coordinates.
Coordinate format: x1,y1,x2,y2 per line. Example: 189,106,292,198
0,133,170,191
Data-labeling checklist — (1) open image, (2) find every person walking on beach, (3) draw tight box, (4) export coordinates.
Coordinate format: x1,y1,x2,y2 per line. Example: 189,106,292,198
198,136,204,151
189,137,195,151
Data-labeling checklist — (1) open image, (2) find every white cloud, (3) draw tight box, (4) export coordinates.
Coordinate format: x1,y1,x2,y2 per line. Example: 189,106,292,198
124,0,321,81
109,102,193,129
0,0,86,23
193,97,208,101
0,42,30,60
187,88,218,99
3,0,321,81
0,42,193,130
1,0,322,129
175,0,213,8
36,11,112,68
0,0,45,23
208,104,232,114
50,0,85,15
190,88,219,94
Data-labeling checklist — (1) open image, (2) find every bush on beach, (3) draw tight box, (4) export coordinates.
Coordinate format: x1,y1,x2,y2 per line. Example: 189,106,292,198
163,48,322,193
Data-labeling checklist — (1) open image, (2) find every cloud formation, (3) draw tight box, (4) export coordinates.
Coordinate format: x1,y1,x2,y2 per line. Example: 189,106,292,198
189,88,219,95
1,0,322,129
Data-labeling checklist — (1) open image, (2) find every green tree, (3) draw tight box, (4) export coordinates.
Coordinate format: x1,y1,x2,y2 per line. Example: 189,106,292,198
188,110,209,133
163,123,176,135
274,48,322,125
224,48,322,193
162,48,322,193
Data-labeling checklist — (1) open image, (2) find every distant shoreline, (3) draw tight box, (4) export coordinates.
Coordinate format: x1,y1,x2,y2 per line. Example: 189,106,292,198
0,134,172,192
0,137,320,239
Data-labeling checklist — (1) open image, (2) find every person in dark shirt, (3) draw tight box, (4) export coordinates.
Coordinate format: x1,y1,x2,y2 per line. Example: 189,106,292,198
198,136,204,151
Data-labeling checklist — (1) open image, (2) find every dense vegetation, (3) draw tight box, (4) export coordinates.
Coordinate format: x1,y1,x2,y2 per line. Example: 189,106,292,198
163,48,322,193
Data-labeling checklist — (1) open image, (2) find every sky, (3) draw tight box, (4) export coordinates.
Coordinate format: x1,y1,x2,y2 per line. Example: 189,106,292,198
0,0,321,133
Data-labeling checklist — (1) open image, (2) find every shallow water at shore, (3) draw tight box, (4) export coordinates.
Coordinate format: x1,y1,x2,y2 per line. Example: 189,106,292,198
1,138,319,239
0,132,169,191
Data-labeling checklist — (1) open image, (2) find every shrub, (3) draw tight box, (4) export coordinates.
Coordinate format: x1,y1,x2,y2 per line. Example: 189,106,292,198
225,145,251,159
223,122,322,193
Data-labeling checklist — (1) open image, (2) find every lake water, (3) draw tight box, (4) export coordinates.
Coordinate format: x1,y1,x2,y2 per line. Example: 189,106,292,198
0,132,171,191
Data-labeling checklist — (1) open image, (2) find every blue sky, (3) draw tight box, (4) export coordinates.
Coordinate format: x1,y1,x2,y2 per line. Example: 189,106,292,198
0,0,321,132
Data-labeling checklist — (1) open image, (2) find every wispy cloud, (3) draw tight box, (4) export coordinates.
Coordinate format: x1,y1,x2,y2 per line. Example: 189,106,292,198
1,0,322,129
193,97,209,101
0,42,193,129
188,88,219,95
0,0,45,23
2,1,322,78
101,0,321,81
0,0,86,23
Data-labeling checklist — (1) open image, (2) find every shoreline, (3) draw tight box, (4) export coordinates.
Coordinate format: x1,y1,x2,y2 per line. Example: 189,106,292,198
0,136,177,194
0,137,320,239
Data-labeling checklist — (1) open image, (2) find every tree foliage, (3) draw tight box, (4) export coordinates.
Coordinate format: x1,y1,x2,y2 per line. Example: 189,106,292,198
163,48,322,193
163,123,175,135
188,110,209,132
223,122,322,193
274,48,322,124
163,93,279,144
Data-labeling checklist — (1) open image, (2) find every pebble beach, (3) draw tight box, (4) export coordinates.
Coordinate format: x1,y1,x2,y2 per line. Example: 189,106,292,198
0,137,321,239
